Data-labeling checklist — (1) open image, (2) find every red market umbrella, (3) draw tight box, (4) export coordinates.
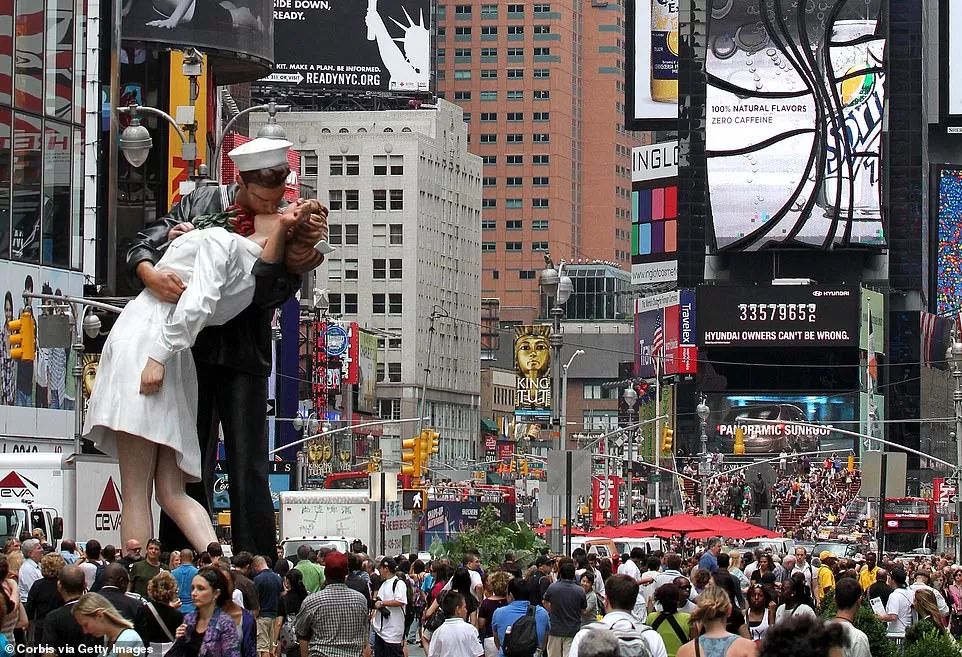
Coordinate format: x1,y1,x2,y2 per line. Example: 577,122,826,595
608,514,780,540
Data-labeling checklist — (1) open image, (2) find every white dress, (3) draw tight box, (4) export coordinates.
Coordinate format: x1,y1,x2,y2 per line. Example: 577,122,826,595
83,228,263,481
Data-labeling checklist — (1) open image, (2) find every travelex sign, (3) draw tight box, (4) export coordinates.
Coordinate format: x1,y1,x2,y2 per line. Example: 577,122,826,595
697,285,859,348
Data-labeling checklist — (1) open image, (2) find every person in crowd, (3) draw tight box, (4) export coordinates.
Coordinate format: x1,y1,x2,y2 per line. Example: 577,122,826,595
570,573,667,657
906,588,949,644
774,573,815,625
292,547,323,594
745,585,775,643
230,553,260,616
406,560,427,643
102,546,118,566
477,571,511,657
580,572,598,625
19,540,43,604
792,547,813,593
166,567,239,657
717,553,745,610
749,554,776,586
672,578,697,614
946,568,962,637
544,557,587,656
877,567,914,634
79,541,107,592
97,564,145,623
3,541,19,557
251,555,282,657
209,564,256,657
909,568,951,620
72,593,145,657
571,628,620,657
58,541,79,567
171,550,198,614
528,556,554,605
692,569,712,601
815,552,837,608
867,568,892,607
275,569,308,657
617,548,644,581
491,578,549,657
647,583,691,657
427,591,483,657
117,541,143,572
699,539,722,574
711,572,749,637
293,551,368,657
0,555,23,648
135,571,182,650
26,552,65,644
372,557,406,657
42,566,103,656
128,540,167,599
345,553,372,608
829,578,871,657
857,553,879,593
167,552,181,571
450,567,480,623
676,586,756,657
729,552,750,594
758,615,848,657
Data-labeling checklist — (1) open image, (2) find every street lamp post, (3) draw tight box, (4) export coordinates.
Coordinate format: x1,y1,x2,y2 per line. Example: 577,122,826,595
561,350,585,449
947,332,962,563
696,396,711,516
623,386,638,524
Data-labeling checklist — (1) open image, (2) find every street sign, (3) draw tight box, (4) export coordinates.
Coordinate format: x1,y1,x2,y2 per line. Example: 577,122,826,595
324,325,349,356
402,489,425,511
649,474,661,483
546,450,591,496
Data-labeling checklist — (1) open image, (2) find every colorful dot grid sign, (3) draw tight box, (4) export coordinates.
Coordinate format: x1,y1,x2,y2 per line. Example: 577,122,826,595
633,183,678,257
938,168,962,315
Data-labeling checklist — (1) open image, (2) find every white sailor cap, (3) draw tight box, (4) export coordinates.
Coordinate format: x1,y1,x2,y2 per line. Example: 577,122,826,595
228,137,293,172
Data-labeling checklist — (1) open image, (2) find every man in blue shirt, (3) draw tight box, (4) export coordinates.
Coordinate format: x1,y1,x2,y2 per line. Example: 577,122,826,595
698,538,722,573
170,548,198,613
492,577,549,657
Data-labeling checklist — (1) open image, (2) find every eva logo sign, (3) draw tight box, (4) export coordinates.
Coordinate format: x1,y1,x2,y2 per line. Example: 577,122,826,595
94,478,122,532
0,472,38,500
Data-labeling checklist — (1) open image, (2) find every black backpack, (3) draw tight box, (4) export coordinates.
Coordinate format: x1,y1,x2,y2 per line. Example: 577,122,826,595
90,561,107,592
503,605,540,657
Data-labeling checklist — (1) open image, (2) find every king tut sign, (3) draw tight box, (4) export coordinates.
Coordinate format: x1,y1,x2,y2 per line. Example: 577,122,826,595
514,326,551,422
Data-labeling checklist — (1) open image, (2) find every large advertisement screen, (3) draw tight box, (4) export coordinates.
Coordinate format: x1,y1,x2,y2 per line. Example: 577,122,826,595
632,142,678,285
946,0,962,118
705,0,886,251
702,392,856,455
697,285,859,348
936,167,962,315
514,326,552,422
263,0,432,93
122,0,273,83
626,0,679,128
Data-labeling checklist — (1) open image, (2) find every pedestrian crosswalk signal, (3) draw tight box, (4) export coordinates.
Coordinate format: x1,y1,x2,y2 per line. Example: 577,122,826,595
401,437,421,478
661,426,673,453
7,310,35,361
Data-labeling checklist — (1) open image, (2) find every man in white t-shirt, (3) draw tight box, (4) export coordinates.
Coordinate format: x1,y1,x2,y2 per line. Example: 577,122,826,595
832,578,872,657
373,557,407,657
78,539,107,591
428,591,483,657
877,568,914,634
616,548,643,581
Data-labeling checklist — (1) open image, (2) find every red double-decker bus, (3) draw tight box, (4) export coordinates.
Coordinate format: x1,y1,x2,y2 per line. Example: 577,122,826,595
883,497,935,553
324,471,369,489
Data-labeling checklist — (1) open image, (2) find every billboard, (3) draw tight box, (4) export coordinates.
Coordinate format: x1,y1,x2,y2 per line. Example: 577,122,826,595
212,461,295,511
121,0,274,84
626,0,679,128
634,291,696,378
631,142,678,285
702,392,856,455
356,330,378,415
945,0,962,120
514,326,551,422
697,285,859,348
936,167,962,315
423,500,512,548
705,0,886,251
263,0,432,94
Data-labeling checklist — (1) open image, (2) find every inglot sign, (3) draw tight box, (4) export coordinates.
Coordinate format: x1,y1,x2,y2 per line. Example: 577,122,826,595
697,285,859,348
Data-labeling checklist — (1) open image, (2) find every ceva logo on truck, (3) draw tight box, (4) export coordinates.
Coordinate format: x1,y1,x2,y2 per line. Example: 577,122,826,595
95,478,122,532
0,472,38,500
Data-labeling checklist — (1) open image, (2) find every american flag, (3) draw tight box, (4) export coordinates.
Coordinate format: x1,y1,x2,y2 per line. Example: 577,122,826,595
652,315,664,364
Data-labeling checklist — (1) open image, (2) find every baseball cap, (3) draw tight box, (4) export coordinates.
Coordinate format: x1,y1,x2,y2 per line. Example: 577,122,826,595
819,550,836,561
325,551,348,576
535,555,555,567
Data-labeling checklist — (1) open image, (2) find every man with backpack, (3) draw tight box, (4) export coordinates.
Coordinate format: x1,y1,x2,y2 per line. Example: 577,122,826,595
78,540,107,592
492,578,549,657
543,558,586,657
569,574,667,657
372,557,407,657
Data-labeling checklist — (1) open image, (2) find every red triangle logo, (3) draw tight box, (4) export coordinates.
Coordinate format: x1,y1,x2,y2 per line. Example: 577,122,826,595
98,478,122,513
0,472,27,488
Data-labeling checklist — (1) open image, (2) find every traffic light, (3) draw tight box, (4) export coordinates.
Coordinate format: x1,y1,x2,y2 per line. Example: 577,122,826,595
733,427,746,455
7,310,35,361
661,426,674,453
401,436,421,478
424,429,440,457
847,454,855,473
520,460,529,477
945,521,957,537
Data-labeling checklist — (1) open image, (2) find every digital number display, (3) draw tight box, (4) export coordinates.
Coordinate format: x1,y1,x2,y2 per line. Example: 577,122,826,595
737,303,817,323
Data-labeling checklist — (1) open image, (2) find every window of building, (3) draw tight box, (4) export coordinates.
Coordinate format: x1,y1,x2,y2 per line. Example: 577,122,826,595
534,3,551,12
507,112,524,121
373,189,388,210
329,190,343,210
482,242,497,252
533,198,549,208
373,293,386,314
534,47,551,56
300,151,318,176
507,47,524,58
506,220,522,230
534,24,551,34
388,363,402,382
507,155,523,165
481,26,498,35
390,224,403,245
481,48,497,59
507,3,524,13
373,223,387,246
455,4,472,15
584,384,618,400
532,219,549,230
343,259,358,279
389,259,403,278
533,176,549,186
345,189,360,210
329,155,359,175
480,92,497,103
480,112,498,121
327,259,342,280
482,177,497,187
505,242,522,251
462,112,471,122
482,219,496,230
389,294,403,313
345,224,359,244
506,177,522,186
481,3,497,18
534,90,550,100
455,26,471,35
390,155,403,175
533,111,549,121
480,134,497,143
519,270,536,279
534,68,550,78
533,154,550,164
389,189,403,210
508,26,524,35
506,134,524,143
507,68,524,78
455,47,471,57
532,241,549,251
506,198,523,209
454,90,471,100
533,133,550,143
373,259,386,279
330,293,358,315
437,48,446,61
437,27,445,37
482,155,497,165
491,270,500,279
454,70,471,79
507,90,524,101
482,198,497,209
481,69,498,78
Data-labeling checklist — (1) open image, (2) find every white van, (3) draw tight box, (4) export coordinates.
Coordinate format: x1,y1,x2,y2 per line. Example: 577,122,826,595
613,537,667,556
743,537,794,556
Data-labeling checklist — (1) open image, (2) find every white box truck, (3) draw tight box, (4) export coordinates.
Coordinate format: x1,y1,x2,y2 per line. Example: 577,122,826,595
0,453,128,548
278,490,372,559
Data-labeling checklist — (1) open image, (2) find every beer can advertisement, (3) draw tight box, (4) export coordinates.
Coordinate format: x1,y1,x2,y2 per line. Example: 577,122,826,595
701,393,855,455
514,326,552,422
697,285,859,348
705,0,887,251
261,0,432,93
626,0,679,127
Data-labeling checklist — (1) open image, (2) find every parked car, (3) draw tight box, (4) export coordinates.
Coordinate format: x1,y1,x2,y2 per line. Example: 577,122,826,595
743,538,795,556
717,404,824,453
812,541,870,559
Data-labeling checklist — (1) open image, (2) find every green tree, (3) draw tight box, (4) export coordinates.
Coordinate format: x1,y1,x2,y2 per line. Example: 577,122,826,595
433,505,547,569
901,627,962,657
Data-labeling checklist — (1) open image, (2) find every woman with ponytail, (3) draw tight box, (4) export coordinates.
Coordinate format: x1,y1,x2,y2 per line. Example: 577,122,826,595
676,587,757,657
